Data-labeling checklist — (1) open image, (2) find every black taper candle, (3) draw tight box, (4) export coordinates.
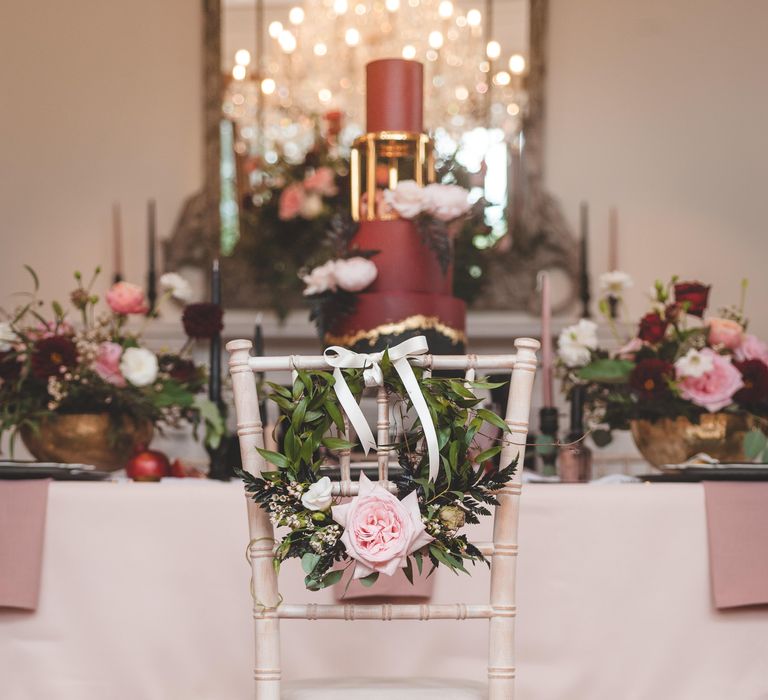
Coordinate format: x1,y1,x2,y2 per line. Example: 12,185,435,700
569,385,586,436
579,202,591,318
209,258,222,405
538,406,560,476
252,313,268,422
146,199,157,314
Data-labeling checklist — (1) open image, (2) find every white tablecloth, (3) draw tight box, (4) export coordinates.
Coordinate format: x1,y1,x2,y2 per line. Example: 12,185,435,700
1,481,766,700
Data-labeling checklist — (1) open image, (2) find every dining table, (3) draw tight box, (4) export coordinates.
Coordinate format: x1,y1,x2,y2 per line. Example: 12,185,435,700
1,479,766,700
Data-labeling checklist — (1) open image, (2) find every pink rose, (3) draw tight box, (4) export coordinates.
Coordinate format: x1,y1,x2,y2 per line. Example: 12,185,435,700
278,183,305,220
301,260,338,296
106,282,148,315
677,348,744,412
383,180,426,219
303,167,337,196
708,318,743,350
333,257,377,292
332,473,433,580
735,334,768,364
423,183,471,221
92,341,126,387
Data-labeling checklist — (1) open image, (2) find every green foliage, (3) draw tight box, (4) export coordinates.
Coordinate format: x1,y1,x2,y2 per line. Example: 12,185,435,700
238,363,518,589
744,429,768,463
576,359,635,383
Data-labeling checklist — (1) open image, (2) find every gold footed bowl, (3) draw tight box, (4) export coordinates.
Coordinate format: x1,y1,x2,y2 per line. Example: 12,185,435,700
21,413,154,472
630,412,753,469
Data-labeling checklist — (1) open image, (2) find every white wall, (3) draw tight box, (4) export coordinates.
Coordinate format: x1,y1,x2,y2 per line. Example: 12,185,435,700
0,0,203,306
546,0,768,337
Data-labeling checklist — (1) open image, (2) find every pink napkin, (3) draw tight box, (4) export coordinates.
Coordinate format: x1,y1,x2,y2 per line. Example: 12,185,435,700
0,479,50,610
703,482,768,609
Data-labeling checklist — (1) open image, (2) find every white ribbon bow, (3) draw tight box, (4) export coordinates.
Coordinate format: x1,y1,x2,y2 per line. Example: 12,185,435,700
323,336,440,481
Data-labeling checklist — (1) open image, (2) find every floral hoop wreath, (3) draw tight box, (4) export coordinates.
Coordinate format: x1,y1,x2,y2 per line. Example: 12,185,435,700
239,339,517,591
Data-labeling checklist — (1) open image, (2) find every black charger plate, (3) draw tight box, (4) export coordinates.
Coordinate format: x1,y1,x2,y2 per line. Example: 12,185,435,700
0,461,112,481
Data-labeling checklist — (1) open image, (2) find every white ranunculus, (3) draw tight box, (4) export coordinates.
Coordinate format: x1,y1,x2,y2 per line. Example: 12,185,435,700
301,476,333,512
599,271,633,296
557,319,598,368
423,183,471,221
334,257,378,292
383,180,426,219
0,322,16,352
299,192,324,219
675,348,714,379
119,347,159,387
159,272,193,302
301,260,338,296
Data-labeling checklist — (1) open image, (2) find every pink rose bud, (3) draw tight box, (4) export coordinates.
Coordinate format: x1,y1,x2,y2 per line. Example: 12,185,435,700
278,182,305,221
106,282,149,315
708,318,743,350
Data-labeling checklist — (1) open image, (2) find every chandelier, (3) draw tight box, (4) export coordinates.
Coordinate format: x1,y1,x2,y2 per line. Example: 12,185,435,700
223,0,528,162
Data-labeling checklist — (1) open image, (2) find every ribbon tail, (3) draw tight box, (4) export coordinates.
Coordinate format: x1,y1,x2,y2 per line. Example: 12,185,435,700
332,367,376,455
393,358,440,482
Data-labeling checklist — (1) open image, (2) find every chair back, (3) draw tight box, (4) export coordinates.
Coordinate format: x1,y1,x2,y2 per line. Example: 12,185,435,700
227,338,539,700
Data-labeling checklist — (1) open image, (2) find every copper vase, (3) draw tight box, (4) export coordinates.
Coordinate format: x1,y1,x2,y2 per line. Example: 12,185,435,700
21,413,154,471
630,413,753,469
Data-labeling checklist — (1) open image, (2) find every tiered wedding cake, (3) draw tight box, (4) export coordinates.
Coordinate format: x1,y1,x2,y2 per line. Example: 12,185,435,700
326,59,467,353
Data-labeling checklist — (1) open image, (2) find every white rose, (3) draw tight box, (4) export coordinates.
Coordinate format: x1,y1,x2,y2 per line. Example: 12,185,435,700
333,257,378,292
599,271,633,296
675,348,714,379
301,260,338,296
423,183,471,221
383,180,426,219
558,343,593,368
0,322,16,352
119,347,159,387
301,476,333,511
299,192,323,219
159,272,193,303
557,319,598,368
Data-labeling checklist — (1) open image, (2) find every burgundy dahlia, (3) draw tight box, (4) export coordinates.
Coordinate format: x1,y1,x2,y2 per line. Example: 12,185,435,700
0,352,21,383
674,281,710,318
733,360,768,407
638,313,668,344
160,355,198,384
629,358,674,399
182,303,223,339
30,335,78,379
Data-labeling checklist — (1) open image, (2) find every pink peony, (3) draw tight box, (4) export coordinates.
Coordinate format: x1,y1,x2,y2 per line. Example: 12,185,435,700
677,348,744,412
708,318,743,350
333,257,377,292
423,183,471,221
735,334,768,365
383,180,426,219
106,282,148,315
301,260,338,296
303,167,337,196
92,341,126,387
278,183,305,220
332,473,433,579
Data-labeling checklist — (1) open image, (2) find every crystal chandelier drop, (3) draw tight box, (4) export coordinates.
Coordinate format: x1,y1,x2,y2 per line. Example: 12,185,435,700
223,0,527,161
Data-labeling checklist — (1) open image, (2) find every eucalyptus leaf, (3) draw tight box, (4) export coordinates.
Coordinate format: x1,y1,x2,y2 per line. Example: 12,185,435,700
359,572,379,587
744,429,767,460
576,359,634,383
301,553,320,574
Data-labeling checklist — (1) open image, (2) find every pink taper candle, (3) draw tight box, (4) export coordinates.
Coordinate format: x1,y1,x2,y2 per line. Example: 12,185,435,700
608,207,619,271
539,271,554,407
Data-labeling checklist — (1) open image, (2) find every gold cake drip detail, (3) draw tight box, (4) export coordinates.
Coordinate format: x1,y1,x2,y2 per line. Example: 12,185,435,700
324,314,467,348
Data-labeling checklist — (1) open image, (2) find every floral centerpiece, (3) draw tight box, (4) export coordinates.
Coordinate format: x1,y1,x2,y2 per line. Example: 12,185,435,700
239,350,514,591
557,276,768,466
0,267,223,469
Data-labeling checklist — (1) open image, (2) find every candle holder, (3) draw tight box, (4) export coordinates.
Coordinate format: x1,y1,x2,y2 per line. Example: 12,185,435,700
538,406,559,476
558,385,592,483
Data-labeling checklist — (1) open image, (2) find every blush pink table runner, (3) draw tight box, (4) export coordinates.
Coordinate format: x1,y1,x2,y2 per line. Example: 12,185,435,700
0,479,50,610
703,481,768,609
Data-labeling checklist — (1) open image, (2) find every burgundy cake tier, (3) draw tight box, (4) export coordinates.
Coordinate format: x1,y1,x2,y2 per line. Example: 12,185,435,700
366,59,423,133
353,219,453,295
